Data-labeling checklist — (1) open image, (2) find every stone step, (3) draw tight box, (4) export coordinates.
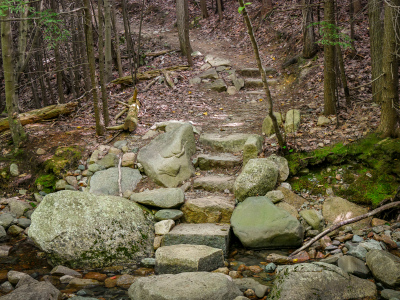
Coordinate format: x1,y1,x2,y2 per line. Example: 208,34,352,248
199,133,263,153
193,175,235,193
237,67,277,78
194,153,241,170
181,195,235,223
244,78,278,88
155,244,224,274
162,223,231,255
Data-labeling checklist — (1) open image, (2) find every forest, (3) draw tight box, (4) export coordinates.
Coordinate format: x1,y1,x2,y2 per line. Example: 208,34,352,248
0,0,400,300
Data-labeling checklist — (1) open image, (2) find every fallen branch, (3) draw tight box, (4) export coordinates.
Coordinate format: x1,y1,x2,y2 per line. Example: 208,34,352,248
111,65,189,85
289,201,400,257
145,49,179,57
115,108,128,120
0,102,78,132
143,76,160,92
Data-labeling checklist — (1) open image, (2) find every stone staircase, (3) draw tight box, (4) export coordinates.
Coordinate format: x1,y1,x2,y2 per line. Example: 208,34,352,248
155,131,264,273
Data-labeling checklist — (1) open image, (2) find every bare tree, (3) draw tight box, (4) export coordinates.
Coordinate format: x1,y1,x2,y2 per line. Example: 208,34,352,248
176,0,193,65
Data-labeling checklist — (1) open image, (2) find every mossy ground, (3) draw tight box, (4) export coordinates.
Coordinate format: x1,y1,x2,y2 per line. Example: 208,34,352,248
287,134,400,207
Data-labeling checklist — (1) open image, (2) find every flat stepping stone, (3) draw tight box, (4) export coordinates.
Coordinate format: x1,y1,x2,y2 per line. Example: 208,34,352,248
130,188,184,209
181,196,235,223
237,67,277,77
163,223,231,255
205,55,231,67
205,79,227,92
244,78,278,88
193,175,235,193
195,153,241,170
155,244,224,274
199,133,262,153
199,68,218,79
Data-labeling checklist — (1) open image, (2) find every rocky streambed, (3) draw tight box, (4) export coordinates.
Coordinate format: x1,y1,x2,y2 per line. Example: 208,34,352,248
1,122,400,300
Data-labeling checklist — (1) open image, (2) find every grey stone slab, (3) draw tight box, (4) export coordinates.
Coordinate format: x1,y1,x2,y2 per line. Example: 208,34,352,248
155,244,224,274
163,223,230,255
195,153,241,170
193,176,235,193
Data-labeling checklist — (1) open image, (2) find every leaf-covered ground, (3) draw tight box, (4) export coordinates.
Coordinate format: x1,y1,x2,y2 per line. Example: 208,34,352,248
0,0,384,196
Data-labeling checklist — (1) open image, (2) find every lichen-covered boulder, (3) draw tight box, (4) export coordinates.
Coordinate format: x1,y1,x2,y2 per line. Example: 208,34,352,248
269,262,377,300
231,196,303,248
234,159,278,202
28,191,154,268
137,124,196,187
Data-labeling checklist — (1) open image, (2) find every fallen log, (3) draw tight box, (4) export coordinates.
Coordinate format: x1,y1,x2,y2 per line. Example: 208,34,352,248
289,201,400,257
0,102,78,132
111,65,190,85
145,49,179,57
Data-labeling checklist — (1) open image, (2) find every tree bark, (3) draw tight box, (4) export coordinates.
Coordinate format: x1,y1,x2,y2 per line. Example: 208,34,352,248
51,0,65,104
98,0,110,126
368,0,383,104
0,102,78,132
200,0,209,18
176,0,193,65
104,0,113,81
83,0,104,135
111,3,123,77
336,44,351,106
353,0,362,14
217,0,223,21
302,0,317,58
238,0,287,152
378,0,399,137
323,0,337,115
262,0,273,15
0,4,27,146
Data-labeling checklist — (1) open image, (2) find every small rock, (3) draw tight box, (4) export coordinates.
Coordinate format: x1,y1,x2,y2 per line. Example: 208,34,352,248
0,281,14,293
7,225,24,236
7,271,31,285
116,274,136,289
155,220,175,235
141,258,156,268
36,148,46,155
10,163,19,176
154,236,163,250
317,116,331,126
60,275,75,284
55,179,67,190
154,209,183,221
83,272,107,282
50,265,82,278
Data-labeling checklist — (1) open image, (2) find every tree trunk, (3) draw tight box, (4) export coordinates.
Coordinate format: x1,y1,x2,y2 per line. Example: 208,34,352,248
121,0,135,80
83,0,104,135
111,3,123,77
353,0,362,14
336,44,351,106
176,0,193,65
323,0,337,115
349,0,356,52
16,1,29,83
262,0,273,15
51,0,65,104
217,0,223,21
0,102,78,132
200,0,209,18
368,0,383,104
302,0,317,58
0,5,27,146
238,0,287,152
378,0,399,137
104,0,113,81
98,0,110,126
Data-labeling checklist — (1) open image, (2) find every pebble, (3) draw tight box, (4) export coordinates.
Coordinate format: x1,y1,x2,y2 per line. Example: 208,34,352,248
51,265,82,278
83,272,107,282
141,258,156,268
264,263,276,273
116,274,136,289
0,281,13,293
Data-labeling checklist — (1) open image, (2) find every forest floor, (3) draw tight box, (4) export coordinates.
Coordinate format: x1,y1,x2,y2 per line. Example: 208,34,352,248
0,0,384,197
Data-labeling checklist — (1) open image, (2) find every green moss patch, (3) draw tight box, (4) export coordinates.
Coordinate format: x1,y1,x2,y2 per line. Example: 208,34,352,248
286,134,400,207
35,174,57,194
44,146,82,176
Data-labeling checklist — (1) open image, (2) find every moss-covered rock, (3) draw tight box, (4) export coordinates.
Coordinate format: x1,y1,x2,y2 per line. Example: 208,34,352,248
35,174,57,194
44,146,82,176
